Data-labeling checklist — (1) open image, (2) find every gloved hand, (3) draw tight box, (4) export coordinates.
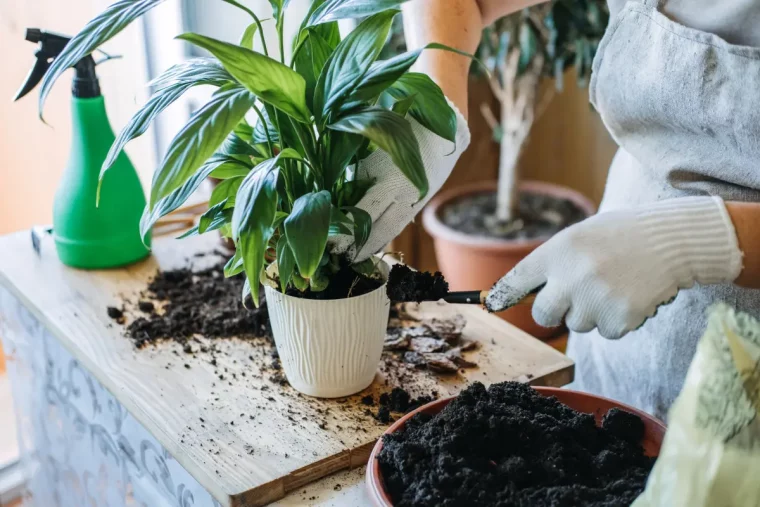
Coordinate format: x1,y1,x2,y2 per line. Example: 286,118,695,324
485,197,744,339
330,100,470,261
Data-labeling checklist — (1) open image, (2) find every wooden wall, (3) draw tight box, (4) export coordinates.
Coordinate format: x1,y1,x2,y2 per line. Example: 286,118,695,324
394,72,618,272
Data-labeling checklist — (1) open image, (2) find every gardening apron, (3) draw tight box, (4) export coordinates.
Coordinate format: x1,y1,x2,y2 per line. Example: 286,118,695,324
566,0,760,420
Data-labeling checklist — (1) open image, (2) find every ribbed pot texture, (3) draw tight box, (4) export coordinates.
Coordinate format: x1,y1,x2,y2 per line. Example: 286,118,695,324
264,264,390,398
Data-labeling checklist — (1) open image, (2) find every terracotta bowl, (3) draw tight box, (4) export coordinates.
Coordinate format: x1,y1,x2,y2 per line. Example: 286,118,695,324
422,180,596,339
366,386,666,507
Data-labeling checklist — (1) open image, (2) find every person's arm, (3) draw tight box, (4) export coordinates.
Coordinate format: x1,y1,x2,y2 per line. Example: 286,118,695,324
401,0,548,119
726,202,760,287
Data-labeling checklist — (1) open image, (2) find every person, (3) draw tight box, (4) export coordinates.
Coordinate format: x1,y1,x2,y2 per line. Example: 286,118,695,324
332,0,760,420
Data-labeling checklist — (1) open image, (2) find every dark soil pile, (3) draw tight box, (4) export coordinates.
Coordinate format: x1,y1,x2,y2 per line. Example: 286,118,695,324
441,191,587,240
367,387,437,424
285,263,384,300
378,381,654,507
386,265,449,303
125,259,271,348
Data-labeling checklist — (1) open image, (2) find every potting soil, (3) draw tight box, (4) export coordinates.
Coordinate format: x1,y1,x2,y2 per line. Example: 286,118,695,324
285,262,384,300
386,265,449,303
441,191,587,240
378,381,655,507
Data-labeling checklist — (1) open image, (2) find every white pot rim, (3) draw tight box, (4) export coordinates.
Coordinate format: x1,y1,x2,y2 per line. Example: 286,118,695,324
265,259,389,306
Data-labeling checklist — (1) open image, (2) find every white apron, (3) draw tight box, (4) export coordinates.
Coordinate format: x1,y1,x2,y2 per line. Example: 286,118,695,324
567,0,760,420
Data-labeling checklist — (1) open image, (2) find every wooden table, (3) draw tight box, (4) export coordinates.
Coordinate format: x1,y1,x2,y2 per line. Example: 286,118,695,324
0,231,573,507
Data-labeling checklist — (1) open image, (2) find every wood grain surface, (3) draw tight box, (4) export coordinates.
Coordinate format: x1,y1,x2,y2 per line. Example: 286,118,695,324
0,231,573,506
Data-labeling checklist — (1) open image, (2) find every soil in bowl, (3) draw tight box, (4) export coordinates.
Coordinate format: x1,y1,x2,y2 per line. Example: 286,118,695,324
386,265,449,303
378,381,655,507
441,191,587,240
285,262,384,300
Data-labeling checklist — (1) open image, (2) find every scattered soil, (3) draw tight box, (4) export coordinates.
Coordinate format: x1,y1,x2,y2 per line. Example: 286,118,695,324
123,258,271,348
441,191,587,240
378,381,655,507
107,306,124,322
285,262,384,300
386,265,449,303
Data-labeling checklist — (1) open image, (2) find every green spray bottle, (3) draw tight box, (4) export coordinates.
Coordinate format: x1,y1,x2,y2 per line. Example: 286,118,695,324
15,28,150,269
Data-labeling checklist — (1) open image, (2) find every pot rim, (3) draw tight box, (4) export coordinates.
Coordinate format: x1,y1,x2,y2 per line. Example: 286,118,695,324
366,386,667,507
422,180,597,252
264,258,390,305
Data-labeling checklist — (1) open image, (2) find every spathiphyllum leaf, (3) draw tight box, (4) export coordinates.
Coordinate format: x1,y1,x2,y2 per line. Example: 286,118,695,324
314,11,396,124
224,249,244,277
294,30,333,112
239,22,259,50
177,33,310,123
307,0,408,26
343,206,372,251
276,235,296,292
385,73,457,143
329,107,428,198
323,131,363,189
147,58,231,90
252,105,280,145
209,176,244,208
149,85,254,208
219,132,259,163
391,94,417,116
140,156,234,242
284,191,332,278
199,201,234,234
207,156,252,180
329,206,353,236
38,0,168,117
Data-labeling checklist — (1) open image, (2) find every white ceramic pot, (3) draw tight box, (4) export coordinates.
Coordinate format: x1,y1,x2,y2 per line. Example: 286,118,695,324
264,262,390,398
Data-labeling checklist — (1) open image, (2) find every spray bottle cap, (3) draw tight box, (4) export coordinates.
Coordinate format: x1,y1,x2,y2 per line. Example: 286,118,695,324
14,28,119,101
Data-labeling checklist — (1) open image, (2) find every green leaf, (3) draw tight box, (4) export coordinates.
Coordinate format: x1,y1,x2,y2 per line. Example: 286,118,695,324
323,131,363,189
352,257,376,276
291,272,309,291
329,107,427,198
329,206,353,236
207,156,252,179
314,11,396,124
339,178,374,207
385,73,457,143
147,57,232,90
234,163,280,307
219,132,259,163
344,206,372,250
199,201,234,234
224,249,245,277
234,118,255,143
309,268,330,292
139,155,231,242
149,85,254,208
177,33,310,122
252,105,280,145
283,191,332,278
391,94,416,116
239,22,259,49
276,235,296,292
307,0,408,26
38,0,168,117
210,177,244,208
294,30,333,112
269,0,291,26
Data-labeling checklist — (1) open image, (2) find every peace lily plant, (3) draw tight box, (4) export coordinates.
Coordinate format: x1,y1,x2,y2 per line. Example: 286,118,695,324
38,0,462,397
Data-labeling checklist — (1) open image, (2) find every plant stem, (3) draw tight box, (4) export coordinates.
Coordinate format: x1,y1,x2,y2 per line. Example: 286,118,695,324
278,18,285,64
221,0,269,56
252,103,274,156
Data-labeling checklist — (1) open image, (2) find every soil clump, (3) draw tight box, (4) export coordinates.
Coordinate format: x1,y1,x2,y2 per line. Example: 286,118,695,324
378,381,655,507
441,191,587,240
386,265,449,303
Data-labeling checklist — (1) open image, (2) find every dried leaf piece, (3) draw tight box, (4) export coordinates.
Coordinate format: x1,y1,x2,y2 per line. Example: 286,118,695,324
422,314,466,344
423,353,459,374
446,348,477,368
409,336,448,354
384,328,410,350
459,339,478,352
403,351,427,366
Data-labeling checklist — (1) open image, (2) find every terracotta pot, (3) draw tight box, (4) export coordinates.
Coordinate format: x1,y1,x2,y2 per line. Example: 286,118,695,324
367,387,667,507
422,180,596,339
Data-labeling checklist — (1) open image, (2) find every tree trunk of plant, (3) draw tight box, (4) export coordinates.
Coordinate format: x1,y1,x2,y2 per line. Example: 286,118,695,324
495,104,526,222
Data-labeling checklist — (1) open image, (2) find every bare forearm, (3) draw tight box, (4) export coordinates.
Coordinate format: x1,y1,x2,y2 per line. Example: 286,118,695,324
402,0,549,119
726,201,760,287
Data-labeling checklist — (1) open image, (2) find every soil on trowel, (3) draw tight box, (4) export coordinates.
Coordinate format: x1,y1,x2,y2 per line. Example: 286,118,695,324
123,258,271,348
441,191,587,240
386,265,449,303
378,381,655,507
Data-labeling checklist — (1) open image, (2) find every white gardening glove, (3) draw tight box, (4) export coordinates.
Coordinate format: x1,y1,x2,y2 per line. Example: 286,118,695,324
330,100,470,261
485,197,744,340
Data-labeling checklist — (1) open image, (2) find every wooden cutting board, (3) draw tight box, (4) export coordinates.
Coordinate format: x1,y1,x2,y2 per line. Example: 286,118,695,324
0,231,573,506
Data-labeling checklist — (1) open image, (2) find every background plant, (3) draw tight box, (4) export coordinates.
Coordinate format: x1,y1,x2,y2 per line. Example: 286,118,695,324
37,0,461,306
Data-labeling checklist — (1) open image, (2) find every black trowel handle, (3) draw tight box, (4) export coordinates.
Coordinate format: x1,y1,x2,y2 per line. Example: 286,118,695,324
443,290,537,306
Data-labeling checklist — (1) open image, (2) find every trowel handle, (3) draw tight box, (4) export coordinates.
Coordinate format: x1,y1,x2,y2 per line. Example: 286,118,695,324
443,291,537,306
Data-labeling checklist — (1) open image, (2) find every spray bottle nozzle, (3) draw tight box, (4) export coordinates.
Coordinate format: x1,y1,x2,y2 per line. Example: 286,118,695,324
14,28,119,102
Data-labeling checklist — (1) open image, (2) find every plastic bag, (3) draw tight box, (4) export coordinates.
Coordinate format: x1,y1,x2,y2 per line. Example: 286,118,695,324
633,303,760,507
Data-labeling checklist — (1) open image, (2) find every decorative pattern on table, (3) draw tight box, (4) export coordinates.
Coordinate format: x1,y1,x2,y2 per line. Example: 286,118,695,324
0,286,222,507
